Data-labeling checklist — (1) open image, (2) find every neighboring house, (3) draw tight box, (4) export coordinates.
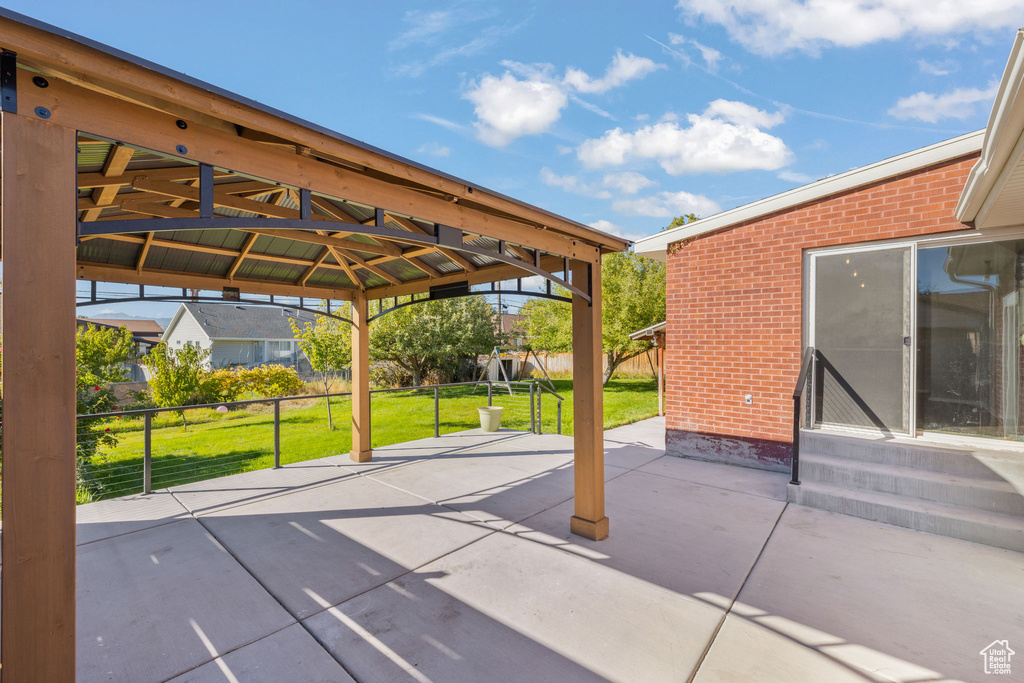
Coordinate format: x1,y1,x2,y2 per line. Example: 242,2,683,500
161,303,315,371
632,31,1024,552
76,317,165,382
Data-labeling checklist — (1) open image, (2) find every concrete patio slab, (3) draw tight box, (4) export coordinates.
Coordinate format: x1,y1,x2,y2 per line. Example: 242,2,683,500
166,624,352,683
199,474,494,619
638,454,790,501
304,530,722,682
604,416,665,448
76,490,192,545
693,614,871,683
728,504,1024,682
77,519,295,683
332,429,530,475
511,469,786,599
603,439,666,470
169,460,355,516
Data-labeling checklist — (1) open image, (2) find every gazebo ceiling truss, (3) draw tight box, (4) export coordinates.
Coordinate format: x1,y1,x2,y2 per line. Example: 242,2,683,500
0,11,628,680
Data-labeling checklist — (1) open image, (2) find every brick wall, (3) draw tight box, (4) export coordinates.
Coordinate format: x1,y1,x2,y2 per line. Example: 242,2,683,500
665,153,979,471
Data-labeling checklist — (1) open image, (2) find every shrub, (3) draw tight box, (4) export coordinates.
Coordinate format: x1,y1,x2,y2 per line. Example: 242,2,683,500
236,364,304,398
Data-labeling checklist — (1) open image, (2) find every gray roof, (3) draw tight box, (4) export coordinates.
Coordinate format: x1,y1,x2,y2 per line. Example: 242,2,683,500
181,303,317,340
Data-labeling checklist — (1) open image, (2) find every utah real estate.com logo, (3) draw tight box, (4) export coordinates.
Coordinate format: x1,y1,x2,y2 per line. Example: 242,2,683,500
980,640,1014,675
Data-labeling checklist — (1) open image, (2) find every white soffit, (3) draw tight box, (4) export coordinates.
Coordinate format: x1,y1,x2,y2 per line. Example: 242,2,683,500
957,30,1024,229
635,130,984,262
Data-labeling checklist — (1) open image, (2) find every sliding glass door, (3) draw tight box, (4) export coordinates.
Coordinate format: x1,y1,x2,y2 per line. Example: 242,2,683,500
811,246,913,433
917,240,1024,440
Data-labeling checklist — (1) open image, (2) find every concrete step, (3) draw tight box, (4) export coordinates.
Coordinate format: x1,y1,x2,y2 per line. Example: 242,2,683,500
787,481,1024,552
800,453,1024,516
800,431,1024,481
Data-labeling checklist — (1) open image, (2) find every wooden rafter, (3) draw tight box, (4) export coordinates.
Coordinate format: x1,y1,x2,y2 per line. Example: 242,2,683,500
227,232,259,279
81,144,135,222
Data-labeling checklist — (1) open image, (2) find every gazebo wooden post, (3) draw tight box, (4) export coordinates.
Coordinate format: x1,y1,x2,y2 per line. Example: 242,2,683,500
1,114,78,681
570,259,609,541
350,289,372,462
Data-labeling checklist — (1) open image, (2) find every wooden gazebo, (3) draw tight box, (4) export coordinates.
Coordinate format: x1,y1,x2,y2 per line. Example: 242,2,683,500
0,10,628,680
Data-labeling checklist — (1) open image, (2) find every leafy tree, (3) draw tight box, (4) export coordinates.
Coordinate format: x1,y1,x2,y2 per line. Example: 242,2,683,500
519,250,666,385
663,213,698,230
291,309,351,430
142,342,220,425
370,296,502,386
76,323,138,385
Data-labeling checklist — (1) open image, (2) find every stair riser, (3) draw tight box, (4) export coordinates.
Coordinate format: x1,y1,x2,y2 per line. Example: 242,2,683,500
788,485,1024,552
800,461,1024,516
800,433,1017,480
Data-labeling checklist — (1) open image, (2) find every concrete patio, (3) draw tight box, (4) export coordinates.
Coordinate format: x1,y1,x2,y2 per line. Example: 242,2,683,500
62,417,1023,682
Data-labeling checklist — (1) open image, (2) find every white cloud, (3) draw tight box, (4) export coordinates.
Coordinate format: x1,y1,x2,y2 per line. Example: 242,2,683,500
612,190,721,218
556,145,574,155
540,168,612,199
415,141,451,157
464,73,568,146
668,33,723,72
577,99,792,175
389,9,457,49
464,51,662,146
677,0,1024,56
602,171,656,195
588,219,648,242
887,83,998,123
918,58,959,76
563,51,664,94
777,170,815,184
413,113,467,133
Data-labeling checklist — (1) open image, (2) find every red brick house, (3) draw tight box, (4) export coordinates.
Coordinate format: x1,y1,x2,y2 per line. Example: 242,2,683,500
633,32,1024,551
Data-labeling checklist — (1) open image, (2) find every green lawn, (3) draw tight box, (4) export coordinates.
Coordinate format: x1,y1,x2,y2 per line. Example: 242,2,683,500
81,378,658,502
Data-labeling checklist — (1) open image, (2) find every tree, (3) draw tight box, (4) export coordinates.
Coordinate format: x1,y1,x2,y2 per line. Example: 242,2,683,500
290,308,351,430
76,323,138,385
663,213,698,230
519,250,666,385
142,342,219,425
370,297,502,386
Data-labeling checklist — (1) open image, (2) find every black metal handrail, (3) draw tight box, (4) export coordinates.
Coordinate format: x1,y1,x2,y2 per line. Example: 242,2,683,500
791,346,814,485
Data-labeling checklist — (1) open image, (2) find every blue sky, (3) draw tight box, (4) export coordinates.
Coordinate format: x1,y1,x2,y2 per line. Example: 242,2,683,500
7,1,1022,317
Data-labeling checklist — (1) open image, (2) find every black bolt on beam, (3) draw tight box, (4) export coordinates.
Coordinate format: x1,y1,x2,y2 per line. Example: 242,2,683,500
1,50,17,114
199,164,214,218
299,189,311,220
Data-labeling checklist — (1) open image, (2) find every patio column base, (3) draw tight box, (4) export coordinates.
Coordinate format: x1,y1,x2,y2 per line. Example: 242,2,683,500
350,449,373,463
570,515,609,541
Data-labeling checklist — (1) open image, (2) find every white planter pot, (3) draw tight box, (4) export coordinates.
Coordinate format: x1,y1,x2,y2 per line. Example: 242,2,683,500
477,406,504,432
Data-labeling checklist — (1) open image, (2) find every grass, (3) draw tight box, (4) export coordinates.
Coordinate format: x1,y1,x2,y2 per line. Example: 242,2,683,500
81,378,659,502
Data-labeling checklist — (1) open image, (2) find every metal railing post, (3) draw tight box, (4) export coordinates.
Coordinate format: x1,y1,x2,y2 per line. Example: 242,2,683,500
143,412,152,494
537,386,543,435
434,386,440,438
557,401,562,435
487,381,493,406
530,384,536,433
273,400,281,468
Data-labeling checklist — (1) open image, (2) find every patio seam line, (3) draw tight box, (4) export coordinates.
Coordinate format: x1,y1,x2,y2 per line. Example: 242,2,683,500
158,621,312,683
635,457,790,502
187,513,362,683
686,501,790,683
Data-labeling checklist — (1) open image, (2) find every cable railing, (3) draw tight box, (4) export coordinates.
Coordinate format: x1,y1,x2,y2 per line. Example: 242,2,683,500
74,380,564,503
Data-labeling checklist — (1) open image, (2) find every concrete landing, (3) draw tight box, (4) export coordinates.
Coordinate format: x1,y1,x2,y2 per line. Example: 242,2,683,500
59,418,1024,681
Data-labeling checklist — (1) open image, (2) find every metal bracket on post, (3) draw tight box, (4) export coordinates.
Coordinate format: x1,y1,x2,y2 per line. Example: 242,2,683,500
1,49,17,114
299,189,312,220
199,164,214,219
587,262,593,307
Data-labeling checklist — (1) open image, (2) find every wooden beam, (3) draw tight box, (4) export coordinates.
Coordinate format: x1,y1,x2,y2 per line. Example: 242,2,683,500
136,231,155,273
340,249,402,285
569,259,608,541
82,143,135,222
315,230,363,290
350,290,372,462
77,262,354,300
386,214,478,273
299,247,330,285
366,254,566,299
237,228,401,257
23,75,606,261
77,165,232,190
2,114,78,681
227,232,258,279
